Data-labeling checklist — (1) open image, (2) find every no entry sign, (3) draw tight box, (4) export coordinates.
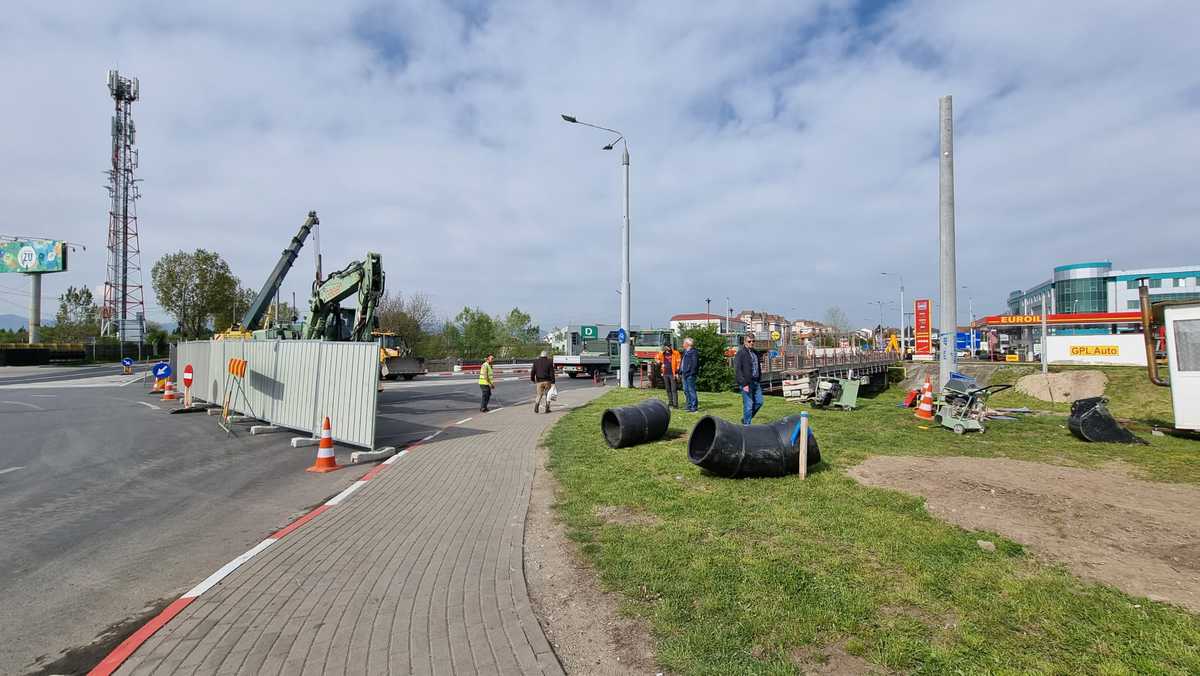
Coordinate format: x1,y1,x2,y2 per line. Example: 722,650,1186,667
182,364,194,389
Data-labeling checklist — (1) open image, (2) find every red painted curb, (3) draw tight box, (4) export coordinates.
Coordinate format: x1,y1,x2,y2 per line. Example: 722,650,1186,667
88,597,194,676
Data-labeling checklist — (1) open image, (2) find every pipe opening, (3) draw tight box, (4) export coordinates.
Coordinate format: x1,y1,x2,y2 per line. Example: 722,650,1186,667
687,416,717,463
601,409,623,447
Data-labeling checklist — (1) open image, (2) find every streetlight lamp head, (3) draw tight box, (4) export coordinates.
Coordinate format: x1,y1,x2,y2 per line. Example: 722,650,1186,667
560,114,578,123
601,143,614,151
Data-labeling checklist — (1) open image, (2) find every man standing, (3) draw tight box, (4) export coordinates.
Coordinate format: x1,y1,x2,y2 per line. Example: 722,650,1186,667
478,354,496,412
531,350,556,413
659,345,680,408
679,337,700,412
734,335,763,425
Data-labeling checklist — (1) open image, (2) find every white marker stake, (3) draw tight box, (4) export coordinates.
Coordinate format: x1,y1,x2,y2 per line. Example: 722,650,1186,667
798,411,810,479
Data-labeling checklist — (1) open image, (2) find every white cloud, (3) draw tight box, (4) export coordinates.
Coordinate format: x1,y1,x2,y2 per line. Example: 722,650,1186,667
0,0,1196,330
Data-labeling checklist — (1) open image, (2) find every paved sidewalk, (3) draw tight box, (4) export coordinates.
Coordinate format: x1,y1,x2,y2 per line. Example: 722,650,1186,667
117,386,606,675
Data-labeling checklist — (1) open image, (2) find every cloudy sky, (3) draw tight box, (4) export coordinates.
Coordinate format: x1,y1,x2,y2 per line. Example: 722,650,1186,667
2,1,1197,332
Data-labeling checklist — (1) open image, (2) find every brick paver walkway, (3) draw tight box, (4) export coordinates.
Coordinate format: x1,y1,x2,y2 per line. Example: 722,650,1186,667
118,386,605,675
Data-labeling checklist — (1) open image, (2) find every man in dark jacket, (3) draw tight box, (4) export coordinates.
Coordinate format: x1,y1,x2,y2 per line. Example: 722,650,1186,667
660,346,679,408
734,335,763,424
678,337,700,412
531,350,556,413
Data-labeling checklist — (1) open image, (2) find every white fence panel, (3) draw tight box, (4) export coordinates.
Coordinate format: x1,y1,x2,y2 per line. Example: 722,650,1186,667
313,342,378,448
242,341,281,421
272,341,324,438
175,341,212,400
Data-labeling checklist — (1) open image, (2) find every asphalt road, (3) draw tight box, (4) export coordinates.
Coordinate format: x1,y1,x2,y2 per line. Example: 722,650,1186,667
0,367,598,675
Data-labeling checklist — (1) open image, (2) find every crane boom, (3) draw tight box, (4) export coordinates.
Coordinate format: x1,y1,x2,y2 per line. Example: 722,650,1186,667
240,211,318,331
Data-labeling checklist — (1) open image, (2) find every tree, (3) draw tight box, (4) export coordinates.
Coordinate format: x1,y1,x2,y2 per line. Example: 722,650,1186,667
151,249,241,337
212,284,257,333
48,286,99,342
823,306,850,333
377,291,435,353
451,307,499,359
498,307,539,344
684,324,735,392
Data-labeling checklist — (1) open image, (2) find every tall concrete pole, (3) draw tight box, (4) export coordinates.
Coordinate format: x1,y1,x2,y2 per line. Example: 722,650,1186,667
938,95,958,389
620,145,631,388
28,273,42,344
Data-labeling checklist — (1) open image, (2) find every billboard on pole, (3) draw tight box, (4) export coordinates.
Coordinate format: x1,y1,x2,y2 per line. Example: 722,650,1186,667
1,239,68,273
914,299,932,355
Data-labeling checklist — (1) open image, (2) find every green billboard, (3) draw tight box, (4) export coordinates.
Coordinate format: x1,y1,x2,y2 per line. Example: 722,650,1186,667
1,239,67,273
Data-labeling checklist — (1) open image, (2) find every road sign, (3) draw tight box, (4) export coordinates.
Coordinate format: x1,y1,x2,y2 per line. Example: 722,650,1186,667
182,364,194,389
152,362,172,379
617,328,627,345
769,350,780,359
580,325,599,341
770,330,781,341
121,357,133,367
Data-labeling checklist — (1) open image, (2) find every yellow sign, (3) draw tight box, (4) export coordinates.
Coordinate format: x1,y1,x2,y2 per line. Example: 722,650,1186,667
1000,315,1041,324
770,330,781,341
1005,354,1019,362
1070,345,1119,357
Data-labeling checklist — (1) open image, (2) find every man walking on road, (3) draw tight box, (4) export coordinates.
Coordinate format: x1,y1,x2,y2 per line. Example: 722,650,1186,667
479,354,496,412
734,335,763,424
679,337,699,412
659,345,680,408
531,350,555,413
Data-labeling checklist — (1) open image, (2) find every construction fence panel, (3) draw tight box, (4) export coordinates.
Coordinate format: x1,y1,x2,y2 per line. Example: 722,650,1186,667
175,341,213,401
311,342,379,448
242,340,281,422
271,341,324,441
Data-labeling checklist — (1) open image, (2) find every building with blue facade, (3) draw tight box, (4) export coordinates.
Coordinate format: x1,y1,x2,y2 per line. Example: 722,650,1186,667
1006,261,1200,317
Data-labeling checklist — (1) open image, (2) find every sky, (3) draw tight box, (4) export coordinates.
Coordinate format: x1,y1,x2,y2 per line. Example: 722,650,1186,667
1,0,1198,333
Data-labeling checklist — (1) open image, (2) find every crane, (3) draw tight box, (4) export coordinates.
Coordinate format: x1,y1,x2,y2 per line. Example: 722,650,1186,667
221,211,317,339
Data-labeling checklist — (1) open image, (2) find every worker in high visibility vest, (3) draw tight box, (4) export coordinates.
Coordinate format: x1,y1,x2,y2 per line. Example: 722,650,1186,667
478,354,496,412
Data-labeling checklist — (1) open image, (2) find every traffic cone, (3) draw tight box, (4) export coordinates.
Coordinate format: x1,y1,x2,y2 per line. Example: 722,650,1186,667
161,379,178,401
306,417,341,473
915,375,935,421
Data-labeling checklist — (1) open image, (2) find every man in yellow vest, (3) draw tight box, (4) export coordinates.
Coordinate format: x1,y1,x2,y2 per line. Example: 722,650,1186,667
478,354,496,412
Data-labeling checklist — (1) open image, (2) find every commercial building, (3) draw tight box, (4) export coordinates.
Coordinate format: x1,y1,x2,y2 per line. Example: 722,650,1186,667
668,313,730,334
1006,261,1200,317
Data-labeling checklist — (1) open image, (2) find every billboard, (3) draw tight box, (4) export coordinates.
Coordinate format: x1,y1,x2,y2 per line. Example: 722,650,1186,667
1,239,68,273
914,299,932,355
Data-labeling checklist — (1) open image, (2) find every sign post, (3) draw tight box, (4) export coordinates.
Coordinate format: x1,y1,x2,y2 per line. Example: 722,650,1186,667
914,299,932,361
182,364,194,407
151,361,171,393
580,325,599,341
1,238,69,345
121,356,133,375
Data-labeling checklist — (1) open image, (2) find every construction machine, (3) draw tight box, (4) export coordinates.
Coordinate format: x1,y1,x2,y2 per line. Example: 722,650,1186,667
218,211,318,340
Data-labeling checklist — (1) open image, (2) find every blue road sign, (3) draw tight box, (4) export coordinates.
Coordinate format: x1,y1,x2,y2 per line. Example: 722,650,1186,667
617,328,627,345
152,362,172,379
121,357,133,367
769,350,780,359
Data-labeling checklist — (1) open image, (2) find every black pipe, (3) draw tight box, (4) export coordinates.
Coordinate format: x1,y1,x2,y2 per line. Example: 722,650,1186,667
601,398,671,448
687,414,821,478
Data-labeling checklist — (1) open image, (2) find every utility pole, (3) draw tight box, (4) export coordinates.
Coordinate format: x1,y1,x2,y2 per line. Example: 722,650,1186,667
28,273,41,344
938,95,958,389
705,297,711,318
1041,309,1049,375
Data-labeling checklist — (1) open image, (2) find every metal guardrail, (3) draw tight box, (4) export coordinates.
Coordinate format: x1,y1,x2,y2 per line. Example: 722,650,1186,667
176,340,379,449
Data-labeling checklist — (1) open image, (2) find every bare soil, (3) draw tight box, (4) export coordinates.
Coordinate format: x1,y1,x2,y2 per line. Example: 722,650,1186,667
525,445,662,675
849,456,1200,612
1016,370,1107,403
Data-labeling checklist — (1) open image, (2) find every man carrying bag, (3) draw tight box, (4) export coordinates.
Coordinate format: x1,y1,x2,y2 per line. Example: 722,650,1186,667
531,350,556,413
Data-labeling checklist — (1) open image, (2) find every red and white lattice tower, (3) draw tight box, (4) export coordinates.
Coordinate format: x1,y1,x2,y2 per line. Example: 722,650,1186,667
101,69,146,341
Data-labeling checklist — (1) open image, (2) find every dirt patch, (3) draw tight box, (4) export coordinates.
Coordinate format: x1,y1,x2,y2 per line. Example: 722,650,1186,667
791,639,890,675
525,445,662,675
594,505,664,527
849,456,1200,612
1016,370,1107,403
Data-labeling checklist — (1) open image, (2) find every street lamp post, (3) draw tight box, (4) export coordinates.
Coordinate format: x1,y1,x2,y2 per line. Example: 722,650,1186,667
562,114,632,388
705,297,711,318
867,300,893,349
961,285,975,357
881,272,905,352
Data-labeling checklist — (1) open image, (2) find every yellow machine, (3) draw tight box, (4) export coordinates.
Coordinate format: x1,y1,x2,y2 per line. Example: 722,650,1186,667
374,331,425,381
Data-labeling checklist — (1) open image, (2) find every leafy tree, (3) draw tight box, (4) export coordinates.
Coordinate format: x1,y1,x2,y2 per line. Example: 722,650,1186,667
377,291,435,353
0,327,28,343
498,307,539,344
684,324,735,392
452,307,499,359
213,284,257,332
40,285,100,342
150,249,241,337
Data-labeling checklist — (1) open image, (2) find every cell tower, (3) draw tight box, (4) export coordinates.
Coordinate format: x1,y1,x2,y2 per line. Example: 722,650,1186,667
101,69,146,341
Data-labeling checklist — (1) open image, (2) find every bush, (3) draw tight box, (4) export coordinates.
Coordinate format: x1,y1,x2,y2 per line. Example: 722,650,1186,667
685,325,734,392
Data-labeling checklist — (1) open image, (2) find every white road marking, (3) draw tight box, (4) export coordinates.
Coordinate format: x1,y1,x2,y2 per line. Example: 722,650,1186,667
0,400,42,410
0,466,25,476
455,417,473,425
325,480,367,506
183,539,276,598
383,450,408,465
30,394,57,398
138,401,161,410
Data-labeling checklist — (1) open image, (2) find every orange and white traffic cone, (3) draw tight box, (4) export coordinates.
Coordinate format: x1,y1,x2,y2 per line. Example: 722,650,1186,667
306,417,341,473
161,379,178,401
915,375,935,421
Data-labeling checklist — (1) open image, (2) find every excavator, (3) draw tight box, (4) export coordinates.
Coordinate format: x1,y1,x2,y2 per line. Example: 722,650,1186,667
219,211,425,380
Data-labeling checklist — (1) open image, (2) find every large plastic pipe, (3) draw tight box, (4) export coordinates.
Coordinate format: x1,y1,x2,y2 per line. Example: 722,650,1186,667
601,398,671,448
687,414,822,478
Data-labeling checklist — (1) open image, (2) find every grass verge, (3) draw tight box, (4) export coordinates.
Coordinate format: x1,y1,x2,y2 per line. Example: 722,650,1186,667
545,385,1200,674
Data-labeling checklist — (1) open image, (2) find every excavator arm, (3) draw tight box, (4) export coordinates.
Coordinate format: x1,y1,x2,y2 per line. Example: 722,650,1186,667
302,252,385,342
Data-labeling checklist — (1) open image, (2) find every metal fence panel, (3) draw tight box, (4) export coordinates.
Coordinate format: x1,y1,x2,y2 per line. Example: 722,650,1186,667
175,341,212,402
272,341,324,438
313,342,378,448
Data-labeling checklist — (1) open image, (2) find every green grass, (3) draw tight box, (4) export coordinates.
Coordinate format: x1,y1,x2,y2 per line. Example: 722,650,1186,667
986,364,1178,424
545,384,1200,675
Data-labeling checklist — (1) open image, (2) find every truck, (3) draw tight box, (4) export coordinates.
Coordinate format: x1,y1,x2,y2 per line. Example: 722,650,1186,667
550,324,619,379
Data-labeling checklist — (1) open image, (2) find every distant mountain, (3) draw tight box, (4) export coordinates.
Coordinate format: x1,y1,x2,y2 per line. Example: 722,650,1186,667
0,314,26,331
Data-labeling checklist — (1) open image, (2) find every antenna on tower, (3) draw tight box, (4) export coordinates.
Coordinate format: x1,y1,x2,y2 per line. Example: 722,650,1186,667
101,69,146,343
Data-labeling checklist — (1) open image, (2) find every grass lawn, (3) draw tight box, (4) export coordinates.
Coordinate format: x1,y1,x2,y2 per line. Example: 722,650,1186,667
544,375,1200,675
